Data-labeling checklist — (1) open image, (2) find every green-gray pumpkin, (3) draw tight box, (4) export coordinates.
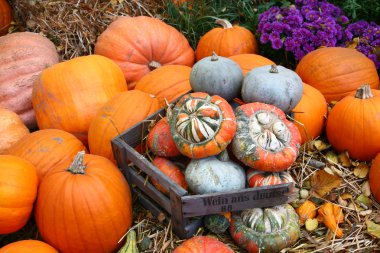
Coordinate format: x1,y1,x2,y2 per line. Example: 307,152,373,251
190,52,243,101
230,204,300,253
241,64,303,113
204,214,230,234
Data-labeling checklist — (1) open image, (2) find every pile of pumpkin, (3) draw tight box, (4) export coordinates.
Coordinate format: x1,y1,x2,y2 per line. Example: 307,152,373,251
1,6,380,252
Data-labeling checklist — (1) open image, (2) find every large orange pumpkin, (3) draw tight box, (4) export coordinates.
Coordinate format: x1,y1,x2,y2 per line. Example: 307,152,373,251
7,129,87,180
173,236,233,253
326,85,380,161
95,16,194,88
0,240,58,253
0,0,11,36
228,54,274,75
88,90,161,162
295,47,379,102
196,19,258,61
0,32,59,128
35,151,132,253
292,83,328,144
135,65,191,103
0,108,29,154
369,153,380,204
0,155,38,234
32,55,127,145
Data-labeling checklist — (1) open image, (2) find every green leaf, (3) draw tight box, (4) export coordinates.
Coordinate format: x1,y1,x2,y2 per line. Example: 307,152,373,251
366,220,380,238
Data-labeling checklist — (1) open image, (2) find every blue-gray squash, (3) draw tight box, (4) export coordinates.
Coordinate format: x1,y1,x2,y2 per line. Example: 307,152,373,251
190,52,243,101
185,151,246,194
241,64,303,113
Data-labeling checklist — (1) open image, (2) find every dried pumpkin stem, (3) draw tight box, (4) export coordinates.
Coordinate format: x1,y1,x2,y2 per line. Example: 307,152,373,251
215,19,233,29
211,51,219,61
354,84,373,99
68,151,86,174
269,64,279,74
148,61,162,70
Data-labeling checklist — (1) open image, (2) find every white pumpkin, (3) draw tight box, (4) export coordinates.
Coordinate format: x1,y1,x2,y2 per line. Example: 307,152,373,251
185,151,246,194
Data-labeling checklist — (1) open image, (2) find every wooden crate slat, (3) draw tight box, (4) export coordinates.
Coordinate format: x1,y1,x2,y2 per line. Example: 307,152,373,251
132,188,168,219
180,183,294,217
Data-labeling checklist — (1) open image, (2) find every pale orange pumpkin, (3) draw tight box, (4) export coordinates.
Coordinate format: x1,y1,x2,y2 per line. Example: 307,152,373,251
0,0,11,36
229,54,274,75
292,83,328,144
0,107,29,154
95,16,194,88
7,129,87,180
196,19,258,61
295,47,379,102
0,32,59,128
0,240,58,253
35,151,132,253
135,65,191,103
0,155,38,234
88,90,161,162
32,55,127,145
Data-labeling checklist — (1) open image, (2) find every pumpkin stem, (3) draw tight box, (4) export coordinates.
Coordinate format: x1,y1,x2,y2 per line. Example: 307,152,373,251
148,61,162,70
68,151,86,174
211,51,219,61
269,64,279,74
215,19,233,29
354,84,373,99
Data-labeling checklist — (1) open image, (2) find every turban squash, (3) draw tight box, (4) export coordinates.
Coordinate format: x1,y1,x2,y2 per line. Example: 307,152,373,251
247,169,294,188
232,102,301,172
168,92,236,159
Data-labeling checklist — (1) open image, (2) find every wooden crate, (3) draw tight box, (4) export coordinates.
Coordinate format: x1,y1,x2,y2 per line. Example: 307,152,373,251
111,107,295,239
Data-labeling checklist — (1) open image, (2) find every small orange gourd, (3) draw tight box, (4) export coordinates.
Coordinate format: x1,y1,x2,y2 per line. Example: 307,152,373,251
296,200,317,225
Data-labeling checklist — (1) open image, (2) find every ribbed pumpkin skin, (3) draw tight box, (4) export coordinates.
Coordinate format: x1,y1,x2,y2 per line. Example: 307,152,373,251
32,55,127,145
0,240,58,253
229,54,274,75
196,19,258,61
173,236,234,253
7,129,87,180
0,32,59,128
293,83,328,144
295,47,379,102
247,169,294,188
0,155,38,234
95,16,194,88
35,153,132,253
135,65,191,103
369,153,380,203
0,108,29,154
88,90,160,162
326,87,380,161
0,0,11,36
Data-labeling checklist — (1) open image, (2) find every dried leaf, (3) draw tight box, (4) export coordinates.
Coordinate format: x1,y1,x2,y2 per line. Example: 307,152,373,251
313,140,330,151
362,181,371,197
354,163,369,178
340,193,352,200
374,214,380,223
366,220,380,239
326,151,338,164
356,194,373,209
310,170,342,197
305,218,319,231
338,152,351,167
347,37,360,49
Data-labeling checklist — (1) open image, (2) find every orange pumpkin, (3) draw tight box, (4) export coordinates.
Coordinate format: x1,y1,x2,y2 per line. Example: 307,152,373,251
229,54,274,75
35,151,132,253
7,129,87,180
369,153,380,203
0,32,59,128
292,83,328,144
0,108,29,154
295,47,379,102
173,236,234,253
147,117,181,157
326,85,380,161
135,65,191,104
32,55,127,145
88,90,161,162
151,157,188,195
0,155,38,234
95,16,194,88
196,19,258,61
0,240,58,253
0,0,11,36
